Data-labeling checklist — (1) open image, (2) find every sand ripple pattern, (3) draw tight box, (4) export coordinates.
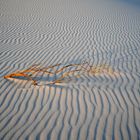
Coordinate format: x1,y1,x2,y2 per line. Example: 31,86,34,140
0,0,140,140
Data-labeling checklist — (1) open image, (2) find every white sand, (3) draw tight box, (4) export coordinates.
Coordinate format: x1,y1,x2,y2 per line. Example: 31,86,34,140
0,0,140,139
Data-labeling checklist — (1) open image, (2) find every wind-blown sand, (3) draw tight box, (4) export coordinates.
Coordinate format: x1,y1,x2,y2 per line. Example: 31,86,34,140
0,0,140,139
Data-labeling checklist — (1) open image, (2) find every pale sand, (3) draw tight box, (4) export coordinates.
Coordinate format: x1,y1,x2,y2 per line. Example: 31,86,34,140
0,0,140,139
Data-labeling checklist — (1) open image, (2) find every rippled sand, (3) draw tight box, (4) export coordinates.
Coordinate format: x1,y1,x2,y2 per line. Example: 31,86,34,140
0,0,140,139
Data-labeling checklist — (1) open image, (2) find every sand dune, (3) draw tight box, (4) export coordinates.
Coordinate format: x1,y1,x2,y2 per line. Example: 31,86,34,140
0,0,140,139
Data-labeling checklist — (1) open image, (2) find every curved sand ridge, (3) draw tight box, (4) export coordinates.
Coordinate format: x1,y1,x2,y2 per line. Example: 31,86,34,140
0,0,140,139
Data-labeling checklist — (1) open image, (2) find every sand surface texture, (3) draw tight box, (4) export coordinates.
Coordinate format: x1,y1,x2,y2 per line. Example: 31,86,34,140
0,0,140,139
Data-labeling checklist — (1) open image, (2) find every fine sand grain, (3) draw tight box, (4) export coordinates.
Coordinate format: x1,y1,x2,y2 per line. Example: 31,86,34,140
0,0,140,139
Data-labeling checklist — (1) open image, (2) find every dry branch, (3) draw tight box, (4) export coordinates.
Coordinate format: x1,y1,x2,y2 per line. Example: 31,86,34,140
4,63,82,85
4,61,117,86
4,63,62,85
